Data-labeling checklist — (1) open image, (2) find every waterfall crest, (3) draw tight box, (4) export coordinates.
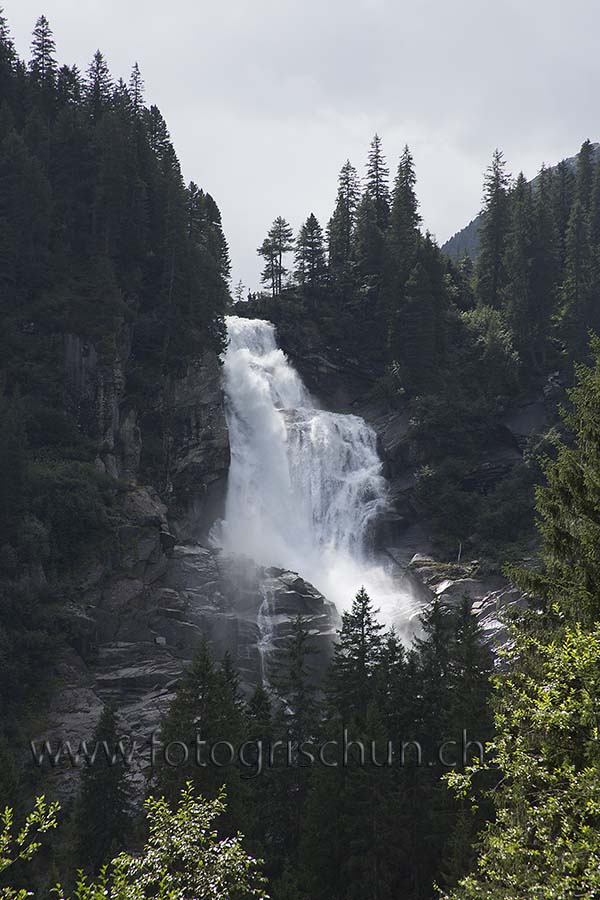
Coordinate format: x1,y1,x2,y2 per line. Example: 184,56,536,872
220,315,416,627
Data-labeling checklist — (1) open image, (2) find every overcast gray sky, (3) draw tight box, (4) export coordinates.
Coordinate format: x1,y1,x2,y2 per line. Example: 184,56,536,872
5,0,600,290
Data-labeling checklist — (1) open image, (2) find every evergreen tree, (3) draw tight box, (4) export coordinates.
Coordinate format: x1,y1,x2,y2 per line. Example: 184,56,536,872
390,145,421,271
389,259,438,392
575,138,595,210
365,133,390,227
529,163,559,370
329,587,384,725
234,279,246,303
503,173,536,366
72,705,132,872
57,64,83,106
157,640,246,817
382,146,422,355
295,213,327,294
559,197,593,355
128,62,144,118
273,615,320,745
258,236,278,297
552,158,575,271
258,216,293,295
328,160,360,276
476,149,511,308
86,50,112,120
0,7,16,99
29,15,57,87
353,191,385,283
446,339,600,899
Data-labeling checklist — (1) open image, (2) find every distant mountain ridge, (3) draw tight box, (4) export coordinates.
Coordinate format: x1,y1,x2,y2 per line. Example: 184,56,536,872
441,143,600,261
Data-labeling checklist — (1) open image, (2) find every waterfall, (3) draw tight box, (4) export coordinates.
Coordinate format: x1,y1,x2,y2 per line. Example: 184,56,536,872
220,315,416,628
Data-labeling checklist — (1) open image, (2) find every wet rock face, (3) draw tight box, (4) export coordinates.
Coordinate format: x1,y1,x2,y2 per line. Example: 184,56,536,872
161,352,230,539
38,537,338,799
406,553,525,654
64,328,229,538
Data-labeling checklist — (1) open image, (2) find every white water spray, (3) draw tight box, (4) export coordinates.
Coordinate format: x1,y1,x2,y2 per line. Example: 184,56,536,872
220,315,417,628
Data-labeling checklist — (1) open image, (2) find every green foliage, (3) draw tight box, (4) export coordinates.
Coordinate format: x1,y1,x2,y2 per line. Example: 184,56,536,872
0,795,59,900
0,789,267,900
476,149,511,309
71,706,133,873
444,334,600,899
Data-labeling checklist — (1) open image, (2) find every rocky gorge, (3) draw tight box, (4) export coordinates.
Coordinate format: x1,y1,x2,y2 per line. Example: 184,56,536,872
35,312,553,798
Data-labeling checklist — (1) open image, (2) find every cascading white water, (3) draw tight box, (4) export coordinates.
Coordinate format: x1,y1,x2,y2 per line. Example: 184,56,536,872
220,315,416,628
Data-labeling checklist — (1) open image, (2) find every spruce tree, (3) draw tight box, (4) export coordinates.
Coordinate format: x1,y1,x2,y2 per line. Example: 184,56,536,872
529,163,559,370
446,339,600,899
258,217,293,295
476,149,511,308
29,15,57,87
575,138,595,211
129,62,144,118
552,158,575,271
86,50,112,121
383,146,422,354
294,213,327,293
273,615,320,745
0,7,15,99
72,705,132,872
365,133,390,227
329,587,384,725
328,160,361,276
559,198,593,356
157,640,246,813
353,191,385,283
390,145,421,271
503,172,536,367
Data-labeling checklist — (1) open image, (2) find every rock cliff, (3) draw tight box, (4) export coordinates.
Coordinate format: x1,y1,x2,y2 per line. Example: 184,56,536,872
37,325,339,798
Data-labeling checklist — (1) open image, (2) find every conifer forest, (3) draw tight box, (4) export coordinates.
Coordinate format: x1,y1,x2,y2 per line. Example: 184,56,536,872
1,5,600,899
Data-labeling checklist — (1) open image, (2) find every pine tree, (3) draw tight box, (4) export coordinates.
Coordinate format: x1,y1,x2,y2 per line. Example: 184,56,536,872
258,236,278,296
528,163,559,370
575,138,595,211
552,158,575,272
412,599,455,739
72,705,132,872
390,145,421,272
129,62,145,118
29,15,57,84
295,213,327,294
382,146,422,353
86,50,112,120
157,640,246,811
258,216,293,295
0,7,16,99
328,160,361,276
234,279,246,303
273,615,320,745
503,173,536,366
57,64,83,106
365,133,390,227
446,340,600,899
329,587,384,725
512,336,600,624
354,192,385,283
559,198,593,356
389,259,437,392
476,149,511,308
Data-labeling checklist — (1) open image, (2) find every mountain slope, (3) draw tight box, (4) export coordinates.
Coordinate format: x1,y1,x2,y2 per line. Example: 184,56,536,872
442,143,600,260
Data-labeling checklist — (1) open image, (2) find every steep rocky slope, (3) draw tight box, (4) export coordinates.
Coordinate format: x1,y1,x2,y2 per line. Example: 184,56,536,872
34,325,340,797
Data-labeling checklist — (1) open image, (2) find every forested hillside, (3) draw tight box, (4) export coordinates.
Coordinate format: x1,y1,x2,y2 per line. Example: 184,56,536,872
3,7,600,900
244,136,600,562
0,7,229,796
